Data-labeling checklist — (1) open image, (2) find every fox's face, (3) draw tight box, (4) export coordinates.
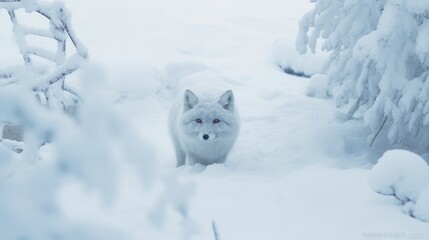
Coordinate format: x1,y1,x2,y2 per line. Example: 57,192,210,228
181,89,238,142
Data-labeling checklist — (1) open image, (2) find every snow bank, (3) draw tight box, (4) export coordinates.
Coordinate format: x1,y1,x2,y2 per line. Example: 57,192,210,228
369,149,429,222
272,38,328,78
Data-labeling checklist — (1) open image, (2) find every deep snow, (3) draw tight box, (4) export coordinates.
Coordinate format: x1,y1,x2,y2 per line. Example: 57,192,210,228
2,0,429,239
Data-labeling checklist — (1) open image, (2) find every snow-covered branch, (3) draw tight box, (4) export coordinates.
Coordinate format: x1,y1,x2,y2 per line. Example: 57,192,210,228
1,0,88,104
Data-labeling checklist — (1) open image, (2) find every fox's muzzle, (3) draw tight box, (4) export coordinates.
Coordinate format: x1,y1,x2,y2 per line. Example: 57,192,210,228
199,133,216,141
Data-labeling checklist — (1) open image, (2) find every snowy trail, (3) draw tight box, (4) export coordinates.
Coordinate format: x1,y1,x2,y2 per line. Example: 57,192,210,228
59,0,429,239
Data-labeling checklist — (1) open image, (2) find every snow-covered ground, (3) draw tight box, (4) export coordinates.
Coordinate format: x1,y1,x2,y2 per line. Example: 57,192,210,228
2,0,429,239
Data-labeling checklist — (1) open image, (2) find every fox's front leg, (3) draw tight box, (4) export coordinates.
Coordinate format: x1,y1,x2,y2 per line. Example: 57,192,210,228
187,153,219,166
186,153,201,166
213,155,227,164
176,151,186,167
173,142,186,167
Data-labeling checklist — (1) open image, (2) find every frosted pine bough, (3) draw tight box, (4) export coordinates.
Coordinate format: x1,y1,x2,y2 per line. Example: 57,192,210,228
297,0,429,147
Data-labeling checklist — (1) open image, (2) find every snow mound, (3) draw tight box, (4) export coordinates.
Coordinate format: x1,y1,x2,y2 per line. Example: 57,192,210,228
272,38,328,78
369,149,429,222
369,150,429,202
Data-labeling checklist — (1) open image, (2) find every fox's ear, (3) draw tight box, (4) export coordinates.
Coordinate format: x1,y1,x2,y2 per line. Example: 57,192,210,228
184,89,198,111
219,90,234,111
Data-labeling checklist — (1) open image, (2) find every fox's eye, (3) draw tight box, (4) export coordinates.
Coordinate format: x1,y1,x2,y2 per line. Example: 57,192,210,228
196,118,202,123
213,119,220,124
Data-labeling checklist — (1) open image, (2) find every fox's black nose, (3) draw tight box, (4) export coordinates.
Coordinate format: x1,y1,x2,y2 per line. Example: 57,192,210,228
203,134,209,140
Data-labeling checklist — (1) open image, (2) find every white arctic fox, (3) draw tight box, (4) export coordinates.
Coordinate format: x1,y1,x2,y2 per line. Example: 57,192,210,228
168,89,240,167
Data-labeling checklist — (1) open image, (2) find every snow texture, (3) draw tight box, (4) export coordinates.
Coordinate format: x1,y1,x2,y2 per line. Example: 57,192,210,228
297,0,429,149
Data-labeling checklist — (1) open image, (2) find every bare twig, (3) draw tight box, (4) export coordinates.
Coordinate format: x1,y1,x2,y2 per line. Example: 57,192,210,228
212,220,221,240
370,116,388,147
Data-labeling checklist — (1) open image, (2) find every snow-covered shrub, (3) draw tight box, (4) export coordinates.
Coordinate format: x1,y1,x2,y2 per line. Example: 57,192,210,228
297,0,429,147
369,149,429,221
0,1,193,239
0,0,87,109
1,0,89,152
0,64,194,239
1,0,88,147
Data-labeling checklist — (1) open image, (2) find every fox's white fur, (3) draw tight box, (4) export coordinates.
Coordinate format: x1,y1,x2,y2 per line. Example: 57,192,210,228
169,89,240,166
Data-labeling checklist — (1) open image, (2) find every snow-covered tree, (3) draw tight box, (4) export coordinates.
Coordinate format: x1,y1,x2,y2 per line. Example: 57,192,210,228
297,0,429,148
